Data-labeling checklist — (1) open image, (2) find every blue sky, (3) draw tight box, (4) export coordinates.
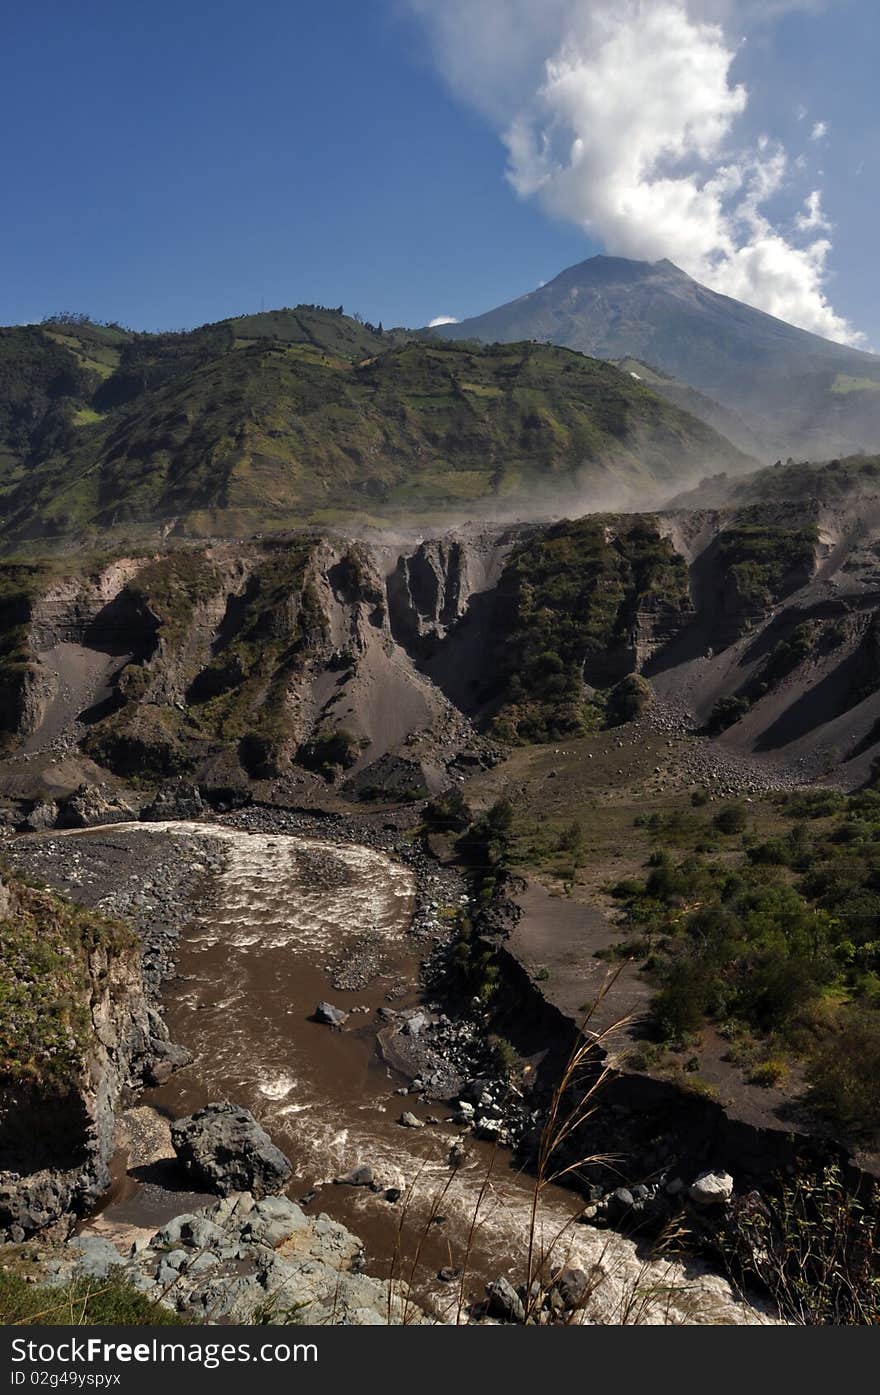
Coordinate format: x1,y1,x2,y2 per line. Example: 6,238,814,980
2,1,877,344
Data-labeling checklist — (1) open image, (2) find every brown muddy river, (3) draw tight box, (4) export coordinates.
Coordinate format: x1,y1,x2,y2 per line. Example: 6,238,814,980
74,822,768,1324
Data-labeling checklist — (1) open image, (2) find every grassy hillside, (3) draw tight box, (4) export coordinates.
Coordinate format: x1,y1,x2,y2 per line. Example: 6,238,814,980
0,870,134,1092
672,452,880,517
0,312,751,548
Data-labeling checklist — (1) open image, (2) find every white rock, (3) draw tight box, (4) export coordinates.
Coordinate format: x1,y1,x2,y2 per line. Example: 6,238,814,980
688,1171,734,1206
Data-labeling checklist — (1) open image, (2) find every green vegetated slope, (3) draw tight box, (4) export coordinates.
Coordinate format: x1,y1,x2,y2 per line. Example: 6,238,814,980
0,869,134,1093
0,1270,189,1326
80,540,331,782
612,789,880,1144
482,515,691,742
0,309,751,548
673,451,880,515
716,515,819,622
0,306,386,510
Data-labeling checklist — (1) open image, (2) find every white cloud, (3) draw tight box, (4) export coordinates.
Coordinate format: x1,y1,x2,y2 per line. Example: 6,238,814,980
796,189,831,232
428,315,459,326
810,119,829,141
404,0,861,345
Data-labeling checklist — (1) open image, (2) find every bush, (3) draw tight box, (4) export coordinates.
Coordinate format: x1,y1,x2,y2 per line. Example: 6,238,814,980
784,790,845,820
653,960,713,1039
805,1009,880,1137
748,1056,789,1088
722,1166,879,1324
707,696,750,733
714,803,747,835
423,787,471,833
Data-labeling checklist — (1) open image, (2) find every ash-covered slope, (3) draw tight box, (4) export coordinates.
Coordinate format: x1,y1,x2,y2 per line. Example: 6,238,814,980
5,459,880,809
434,256,880,461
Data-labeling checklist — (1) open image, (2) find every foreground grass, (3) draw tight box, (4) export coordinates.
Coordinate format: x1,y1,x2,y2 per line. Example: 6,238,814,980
0,1272,189,1325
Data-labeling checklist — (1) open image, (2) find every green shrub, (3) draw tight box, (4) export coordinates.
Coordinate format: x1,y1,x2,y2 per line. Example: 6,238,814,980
805,1009,880,1137
423,787,471,832
722,1166,879,1324
714,803,747,835
707,696,750,733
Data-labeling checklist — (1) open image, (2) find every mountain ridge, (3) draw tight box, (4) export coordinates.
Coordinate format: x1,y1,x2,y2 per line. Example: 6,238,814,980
433,255,880,461
0,309,751,551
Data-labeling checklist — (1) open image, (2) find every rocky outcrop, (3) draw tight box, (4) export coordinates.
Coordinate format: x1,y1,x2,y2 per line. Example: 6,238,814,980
387,539,469,654
631,594,697,669
0,930,159,1242
56,783,136,828
171,1104,293,1199
141,784,204,822
0,832,225,1242
41,1191,424,1324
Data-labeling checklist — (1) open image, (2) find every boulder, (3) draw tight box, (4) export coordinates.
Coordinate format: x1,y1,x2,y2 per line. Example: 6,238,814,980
333,1165,374,1188
398,1112,424,1129
18,801,57,833
144,1041,192,1087
65,1235,122,1280
313,1001,349,1027
141,785,204,822
688,1170,734,1206
552,1267,590,1311
170,1103,292,1199
56,785,135,829
401,1012,429,1038
607,1186,635,1221
242,1196,309,1249
485,1276,525,1323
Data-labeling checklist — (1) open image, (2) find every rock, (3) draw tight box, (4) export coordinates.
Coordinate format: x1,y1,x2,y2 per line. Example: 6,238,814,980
313,1001,349,1027
460,1077,493,1104
398,1112,424,1129
552,1267,590,1311
18,801,56,833
486,1276,525,1324
688,1171,734,1206
474,1117,501,1141
66,1236,122,1280
56,786,134,829
170,1103,292,1199
141,785,204,822
144,1041,192,1086
334,1165,374,1188
401,1012,429,1038
177,1216,226,1250
242,1196,309,1249
438,1266,460,1283
384,1188,402,1203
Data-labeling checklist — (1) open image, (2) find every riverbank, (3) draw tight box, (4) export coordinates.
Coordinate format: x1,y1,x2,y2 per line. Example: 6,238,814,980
1,814,778,1324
